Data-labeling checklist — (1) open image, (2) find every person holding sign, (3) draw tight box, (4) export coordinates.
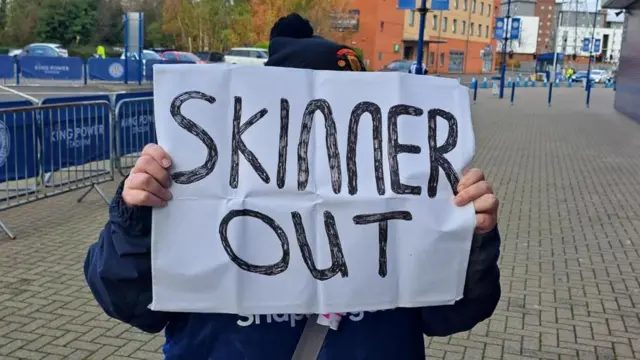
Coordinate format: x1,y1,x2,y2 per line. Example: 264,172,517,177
85,14,501,360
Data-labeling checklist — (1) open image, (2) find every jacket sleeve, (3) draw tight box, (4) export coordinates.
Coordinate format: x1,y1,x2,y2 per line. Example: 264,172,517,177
84,180,174,333
421,226,502,337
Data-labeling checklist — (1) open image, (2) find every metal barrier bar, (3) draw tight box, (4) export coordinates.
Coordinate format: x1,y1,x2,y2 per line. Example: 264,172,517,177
0,100,114,239
114,97,155,176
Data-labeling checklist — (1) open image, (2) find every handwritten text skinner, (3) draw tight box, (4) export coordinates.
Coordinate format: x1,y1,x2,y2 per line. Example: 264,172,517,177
166,91,462,281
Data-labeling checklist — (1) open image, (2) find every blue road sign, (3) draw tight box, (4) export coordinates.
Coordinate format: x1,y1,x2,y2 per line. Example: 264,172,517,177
398,0,415,9
431,0,450,10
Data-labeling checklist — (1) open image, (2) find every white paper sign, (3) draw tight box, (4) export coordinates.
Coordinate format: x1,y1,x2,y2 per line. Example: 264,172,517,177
151,64,476,315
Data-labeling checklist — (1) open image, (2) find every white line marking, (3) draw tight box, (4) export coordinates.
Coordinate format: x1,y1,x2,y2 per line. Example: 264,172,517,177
0,84,39,104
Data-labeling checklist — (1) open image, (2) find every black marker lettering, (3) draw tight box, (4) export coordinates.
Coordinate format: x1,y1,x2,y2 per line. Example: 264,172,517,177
353,211,413,278
427,109,459,198
297,99,342,194
291,211,348,280
277,99,290,189
230,96,270,188
219,209,290,276
347,102,385,196
387,105,424,195
169,91,218,185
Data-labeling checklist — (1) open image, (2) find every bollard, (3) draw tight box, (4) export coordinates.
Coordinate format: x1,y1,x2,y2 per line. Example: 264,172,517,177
586,80,592,108
510,81,516,106
83,60,88,86
473,79,478,104
547,79,553,107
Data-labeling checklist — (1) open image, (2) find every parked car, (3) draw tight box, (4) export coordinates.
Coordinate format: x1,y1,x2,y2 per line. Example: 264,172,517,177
379,60,414,73
18,43,69,58
224,48,269,66
160,51,207,64
149,47,177,54
196,51,225,63
571,69,609,83
120,50,165,77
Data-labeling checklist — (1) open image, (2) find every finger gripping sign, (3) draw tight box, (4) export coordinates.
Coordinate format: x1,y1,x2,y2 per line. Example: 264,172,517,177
151,64,476,315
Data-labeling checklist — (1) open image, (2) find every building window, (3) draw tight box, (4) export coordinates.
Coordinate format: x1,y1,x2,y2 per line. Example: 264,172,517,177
429,52,435,65
378,52,382,61
454,0,459,9
432,14,438,30
472,0,476,13
448,50,465,73
470,22,475,36
442,17,448,32
485,25,489,38
488,6,491,17
478,23,482,36
439,53,445,67
463,0,468,10
462,20,467,35
453,19,458,33
409,11,415,27
480,2,484,15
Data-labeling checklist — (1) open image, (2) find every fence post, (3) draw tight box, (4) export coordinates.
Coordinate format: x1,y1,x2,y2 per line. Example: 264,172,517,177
84,59,88,86
15,57,20,85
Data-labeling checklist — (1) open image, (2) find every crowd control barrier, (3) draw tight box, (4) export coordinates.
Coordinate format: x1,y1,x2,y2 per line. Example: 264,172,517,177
0,100,115,239
114,96,155,176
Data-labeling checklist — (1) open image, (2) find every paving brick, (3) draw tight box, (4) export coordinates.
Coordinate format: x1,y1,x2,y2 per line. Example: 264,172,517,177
1,89,640,359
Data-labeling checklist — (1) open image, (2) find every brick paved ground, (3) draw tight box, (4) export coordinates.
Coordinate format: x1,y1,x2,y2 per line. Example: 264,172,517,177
1,88,639,360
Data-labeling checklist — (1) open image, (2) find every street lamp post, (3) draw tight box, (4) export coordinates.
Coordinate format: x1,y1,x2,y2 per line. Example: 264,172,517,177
415,0,429,75
499,0,512,99
585,0,600,96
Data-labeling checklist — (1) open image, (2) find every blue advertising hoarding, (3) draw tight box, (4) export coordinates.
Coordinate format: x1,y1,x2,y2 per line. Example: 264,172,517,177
88,58,141,82
0,56,15,79
0,102,39,183
20,56,83,80
39,98,112,172
117,98,155,156
582,38,591,52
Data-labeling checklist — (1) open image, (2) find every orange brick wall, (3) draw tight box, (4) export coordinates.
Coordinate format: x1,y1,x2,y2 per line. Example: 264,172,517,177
425,38,493,74
349,0,405,70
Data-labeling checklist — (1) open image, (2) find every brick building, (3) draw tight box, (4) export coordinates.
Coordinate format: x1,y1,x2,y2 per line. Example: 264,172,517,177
401,0,499,74
340,0,406,70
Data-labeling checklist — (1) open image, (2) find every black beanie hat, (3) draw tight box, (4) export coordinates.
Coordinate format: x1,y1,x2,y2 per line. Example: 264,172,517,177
265,13,367,72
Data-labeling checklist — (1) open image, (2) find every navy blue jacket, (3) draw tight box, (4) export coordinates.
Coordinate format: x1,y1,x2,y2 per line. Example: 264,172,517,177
84,181,501,359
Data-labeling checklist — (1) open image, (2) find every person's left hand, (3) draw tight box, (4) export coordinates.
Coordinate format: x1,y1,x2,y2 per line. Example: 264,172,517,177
454,168,499,234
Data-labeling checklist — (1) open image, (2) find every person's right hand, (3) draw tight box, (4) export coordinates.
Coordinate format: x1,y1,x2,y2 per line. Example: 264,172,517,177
122,144,173,208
